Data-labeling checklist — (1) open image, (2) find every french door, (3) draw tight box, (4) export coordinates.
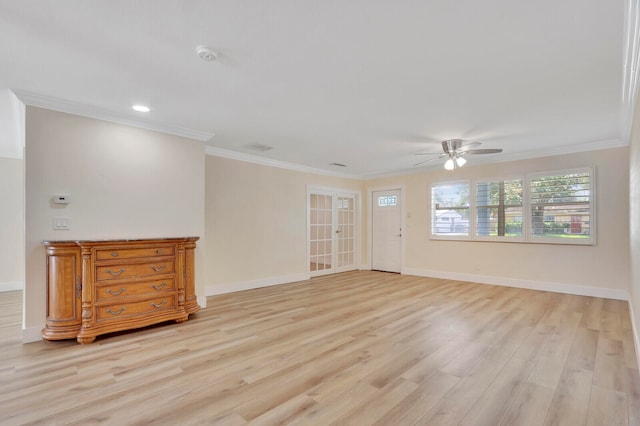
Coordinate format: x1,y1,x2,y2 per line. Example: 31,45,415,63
308,189,358,277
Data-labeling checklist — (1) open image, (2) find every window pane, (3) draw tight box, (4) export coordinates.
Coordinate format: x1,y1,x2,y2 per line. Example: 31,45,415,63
476,179,523,237
378,195,397,206
529,171,591,240
432,182,470,236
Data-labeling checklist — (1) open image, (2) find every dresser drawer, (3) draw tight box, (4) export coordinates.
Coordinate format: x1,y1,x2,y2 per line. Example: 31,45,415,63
96,278,176,301
95,260,175,282
95,246,175,261
97,296,177,322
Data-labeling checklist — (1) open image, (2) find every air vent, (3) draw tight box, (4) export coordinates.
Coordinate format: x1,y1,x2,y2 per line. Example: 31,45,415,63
245,143,273,152
330,163,347,167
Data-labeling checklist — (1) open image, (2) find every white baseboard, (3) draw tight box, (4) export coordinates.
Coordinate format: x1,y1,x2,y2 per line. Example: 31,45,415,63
206,272,310,296
22,326,42,344
403,268,629,301
0,281,23,292
628,300,640,371
197,295,207,309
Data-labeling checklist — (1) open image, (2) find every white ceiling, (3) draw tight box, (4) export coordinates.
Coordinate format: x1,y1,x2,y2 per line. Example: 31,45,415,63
0,1,629,177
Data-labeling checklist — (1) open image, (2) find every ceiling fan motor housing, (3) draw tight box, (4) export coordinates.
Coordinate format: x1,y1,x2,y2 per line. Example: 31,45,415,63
442,139,464,154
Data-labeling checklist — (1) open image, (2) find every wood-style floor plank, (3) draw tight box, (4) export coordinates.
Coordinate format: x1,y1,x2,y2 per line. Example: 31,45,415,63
0,272,639,425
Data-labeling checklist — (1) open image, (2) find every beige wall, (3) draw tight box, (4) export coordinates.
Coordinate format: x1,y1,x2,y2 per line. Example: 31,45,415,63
205,155,364,292
368,147,630,295
25,107,205,340
206,148,629,297
0,157,24,290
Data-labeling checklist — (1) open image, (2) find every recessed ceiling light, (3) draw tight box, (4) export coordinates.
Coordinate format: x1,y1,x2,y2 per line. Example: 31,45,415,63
132,105,150,112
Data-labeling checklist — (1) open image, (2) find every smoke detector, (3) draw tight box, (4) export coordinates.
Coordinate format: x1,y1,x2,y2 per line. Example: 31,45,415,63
196,45,217,61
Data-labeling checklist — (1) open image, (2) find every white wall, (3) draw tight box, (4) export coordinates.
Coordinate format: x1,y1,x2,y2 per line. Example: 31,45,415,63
25,107,205,342
0,89,25,159
368,147,630,299
0,90,25,291
0,158,24,291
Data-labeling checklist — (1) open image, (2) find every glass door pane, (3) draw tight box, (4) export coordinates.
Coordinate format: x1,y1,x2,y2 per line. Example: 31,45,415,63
309,193,333,273
336,196,355,270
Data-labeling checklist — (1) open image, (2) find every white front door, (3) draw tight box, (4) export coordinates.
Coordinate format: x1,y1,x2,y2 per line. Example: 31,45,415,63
372,189,401,273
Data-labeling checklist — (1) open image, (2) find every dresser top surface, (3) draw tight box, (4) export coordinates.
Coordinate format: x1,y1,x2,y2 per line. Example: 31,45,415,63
42,236,199,246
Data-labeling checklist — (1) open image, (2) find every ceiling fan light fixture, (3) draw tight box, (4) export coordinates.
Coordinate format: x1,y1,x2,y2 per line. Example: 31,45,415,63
444,158,455,170
415,139,502,170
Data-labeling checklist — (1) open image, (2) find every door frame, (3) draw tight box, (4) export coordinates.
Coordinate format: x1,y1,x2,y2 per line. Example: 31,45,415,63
367,185,405,273
307,185,362,276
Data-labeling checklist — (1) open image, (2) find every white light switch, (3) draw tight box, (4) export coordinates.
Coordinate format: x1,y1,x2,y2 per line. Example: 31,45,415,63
53,217,70,230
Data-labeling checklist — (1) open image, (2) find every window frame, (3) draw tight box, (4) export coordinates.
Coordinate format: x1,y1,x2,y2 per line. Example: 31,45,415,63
473,176,525,243
524,167,595,246
429,167,596,245
431,179,471,241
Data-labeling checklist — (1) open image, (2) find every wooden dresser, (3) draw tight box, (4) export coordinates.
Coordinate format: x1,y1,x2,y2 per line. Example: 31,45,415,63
42,237,200,344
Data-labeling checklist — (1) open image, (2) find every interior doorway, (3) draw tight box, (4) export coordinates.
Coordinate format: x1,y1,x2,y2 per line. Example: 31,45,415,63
308,189,359,277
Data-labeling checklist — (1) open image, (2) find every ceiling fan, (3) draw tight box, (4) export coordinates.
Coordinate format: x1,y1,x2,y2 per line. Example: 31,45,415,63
414,139,503,170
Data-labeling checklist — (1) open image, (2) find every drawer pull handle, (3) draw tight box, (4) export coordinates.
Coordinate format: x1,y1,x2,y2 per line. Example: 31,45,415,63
151,265,166,272
111,252,119,257
106,268,125,276
106,287,126,296
151,300,167,309
151,282,167,290
106,307,126,316
156,249,162,255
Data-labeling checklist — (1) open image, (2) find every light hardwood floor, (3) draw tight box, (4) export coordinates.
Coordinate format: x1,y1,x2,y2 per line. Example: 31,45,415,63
1,271,639,425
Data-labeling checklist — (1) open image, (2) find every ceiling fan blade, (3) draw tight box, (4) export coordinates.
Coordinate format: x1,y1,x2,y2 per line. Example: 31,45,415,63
414,155,446,166
456,142,482,152
465,148,503,154
415,151,445,156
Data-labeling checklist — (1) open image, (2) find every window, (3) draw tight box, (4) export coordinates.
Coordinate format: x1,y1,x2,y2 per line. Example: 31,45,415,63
432,181,470,237
430,167,595,245
475,179,523,238
378,195,397,206
529,169,593,243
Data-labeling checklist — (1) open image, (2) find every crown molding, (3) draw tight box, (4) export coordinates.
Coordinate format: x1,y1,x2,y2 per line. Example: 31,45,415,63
622,0,640,144
204,146,364,179
493,138,626,163
12,90,214,142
